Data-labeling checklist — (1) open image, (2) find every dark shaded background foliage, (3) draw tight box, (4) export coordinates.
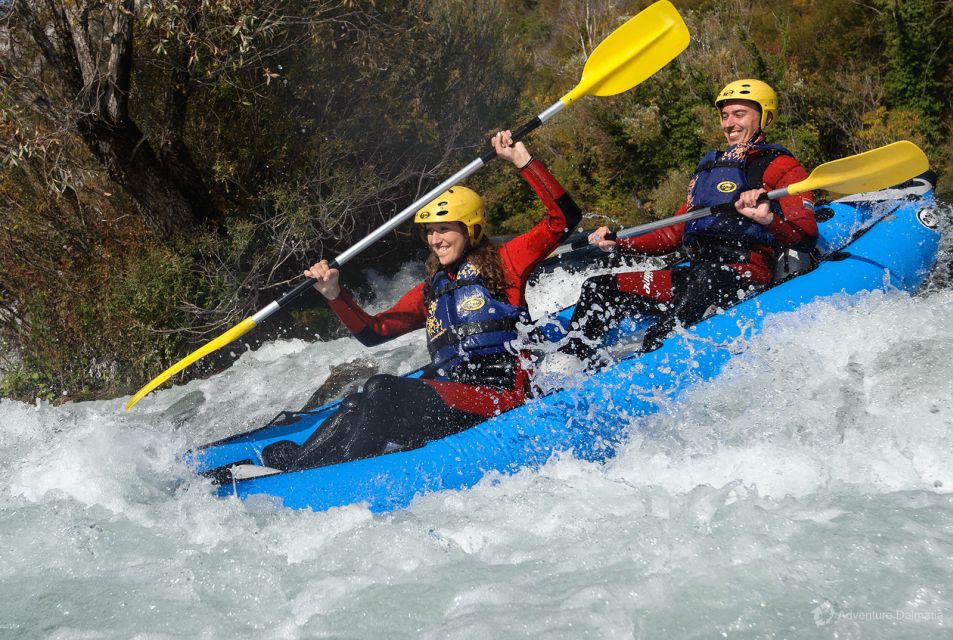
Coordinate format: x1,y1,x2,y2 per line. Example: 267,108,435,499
1,0,951,402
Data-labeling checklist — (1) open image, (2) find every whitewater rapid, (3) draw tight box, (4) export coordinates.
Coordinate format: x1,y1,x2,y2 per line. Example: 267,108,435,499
2,239,952,638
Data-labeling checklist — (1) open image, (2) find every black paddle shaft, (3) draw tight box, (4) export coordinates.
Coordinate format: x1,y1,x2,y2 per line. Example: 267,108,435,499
478,116,544,164
276,267,337,311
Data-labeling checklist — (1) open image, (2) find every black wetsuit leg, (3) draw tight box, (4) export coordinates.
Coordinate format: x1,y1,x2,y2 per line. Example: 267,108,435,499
641,262,745,350
261,374,484,471
559,273,666,362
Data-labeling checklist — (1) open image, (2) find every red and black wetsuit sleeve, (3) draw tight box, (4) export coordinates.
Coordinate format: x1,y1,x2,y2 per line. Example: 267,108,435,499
761,154,817,251
615,208,687,255
496,158,583,304
609,204,687,299
325,284,426,347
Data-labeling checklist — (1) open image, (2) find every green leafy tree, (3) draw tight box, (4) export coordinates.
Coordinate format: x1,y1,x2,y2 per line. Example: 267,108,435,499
878,0,949,145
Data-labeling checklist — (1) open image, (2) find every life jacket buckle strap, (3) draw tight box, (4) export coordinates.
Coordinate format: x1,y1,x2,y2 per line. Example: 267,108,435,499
428,318,520,354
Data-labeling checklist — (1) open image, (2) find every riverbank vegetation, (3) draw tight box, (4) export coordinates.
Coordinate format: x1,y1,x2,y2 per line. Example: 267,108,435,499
2,0,951,402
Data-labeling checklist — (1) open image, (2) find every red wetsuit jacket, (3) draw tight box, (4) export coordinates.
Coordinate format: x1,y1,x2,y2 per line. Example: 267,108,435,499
613,149,817,302
326,159,581,416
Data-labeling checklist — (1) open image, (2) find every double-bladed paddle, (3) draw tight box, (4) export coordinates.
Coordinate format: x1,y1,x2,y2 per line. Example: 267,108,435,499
125,0,690,410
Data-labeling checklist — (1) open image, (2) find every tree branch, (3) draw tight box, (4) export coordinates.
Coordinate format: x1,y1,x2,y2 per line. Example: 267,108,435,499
161,1,201,147
105,0,134,121
55,0,98,94
13,0,83,94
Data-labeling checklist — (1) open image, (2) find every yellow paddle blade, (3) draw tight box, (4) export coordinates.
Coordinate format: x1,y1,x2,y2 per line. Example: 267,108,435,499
561,0,690,105
124,316,258,411
789,140,930,196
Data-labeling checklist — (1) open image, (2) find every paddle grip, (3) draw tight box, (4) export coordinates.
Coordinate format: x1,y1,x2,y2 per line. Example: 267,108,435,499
568,230,619,251
511,116,544,143
272,256,345,311
479,116,544,163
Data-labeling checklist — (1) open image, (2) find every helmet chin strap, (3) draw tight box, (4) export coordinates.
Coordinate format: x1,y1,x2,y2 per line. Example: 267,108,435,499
746,129,766,144
751,108,765,141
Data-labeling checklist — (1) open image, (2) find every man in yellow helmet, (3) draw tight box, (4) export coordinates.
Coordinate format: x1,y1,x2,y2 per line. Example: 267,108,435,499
556,79,818,365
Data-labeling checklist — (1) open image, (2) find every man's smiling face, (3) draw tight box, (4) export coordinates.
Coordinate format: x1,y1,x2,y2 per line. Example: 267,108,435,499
720,99,767,145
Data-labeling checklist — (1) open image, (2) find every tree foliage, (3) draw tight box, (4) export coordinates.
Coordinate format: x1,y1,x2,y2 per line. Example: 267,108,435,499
878,0,949,144
1,0,951,402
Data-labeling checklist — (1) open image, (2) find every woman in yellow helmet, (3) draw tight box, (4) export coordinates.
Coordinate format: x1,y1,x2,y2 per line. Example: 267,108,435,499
262,131,582,471
552,79,818,369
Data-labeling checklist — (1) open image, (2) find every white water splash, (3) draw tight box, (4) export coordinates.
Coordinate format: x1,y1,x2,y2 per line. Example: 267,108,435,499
2,257,953,638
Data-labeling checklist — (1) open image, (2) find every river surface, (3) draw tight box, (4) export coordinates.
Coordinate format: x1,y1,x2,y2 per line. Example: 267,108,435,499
2,214,953,639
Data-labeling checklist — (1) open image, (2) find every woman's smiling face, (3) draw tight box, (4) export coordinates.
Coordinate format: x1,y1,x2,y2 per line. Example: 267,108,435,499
425,222,468,266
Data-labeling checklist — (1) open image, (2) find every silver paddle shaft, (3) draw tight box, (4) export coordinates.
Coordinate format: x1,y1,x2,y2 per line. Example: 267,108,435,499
334,101,566,268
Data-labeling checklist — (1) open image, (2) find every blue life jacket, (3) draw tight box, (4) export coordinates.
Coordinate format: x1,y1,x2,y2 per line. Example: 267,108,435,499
683,143,792,249
425,261,528,373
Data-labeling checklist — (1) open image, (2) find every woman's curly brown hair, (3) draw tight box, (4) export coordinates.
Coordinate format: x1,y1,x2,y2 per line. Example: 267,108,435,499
423,234,509,304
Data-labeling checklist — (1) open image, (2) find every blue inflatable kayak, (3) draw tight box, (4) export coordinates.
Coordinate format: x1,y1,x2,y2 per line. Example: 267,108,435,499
190,176,941,513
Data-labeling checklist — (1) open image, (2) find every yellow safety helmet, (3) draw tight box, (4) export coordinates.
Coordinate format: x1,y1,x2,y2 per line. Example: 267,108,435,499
413,185,486,244
715,79,778,130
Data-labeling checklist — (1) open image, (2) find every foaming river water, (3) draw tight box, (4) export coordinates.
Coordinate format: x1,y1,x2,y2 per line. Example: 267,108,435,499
3,231,953,638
